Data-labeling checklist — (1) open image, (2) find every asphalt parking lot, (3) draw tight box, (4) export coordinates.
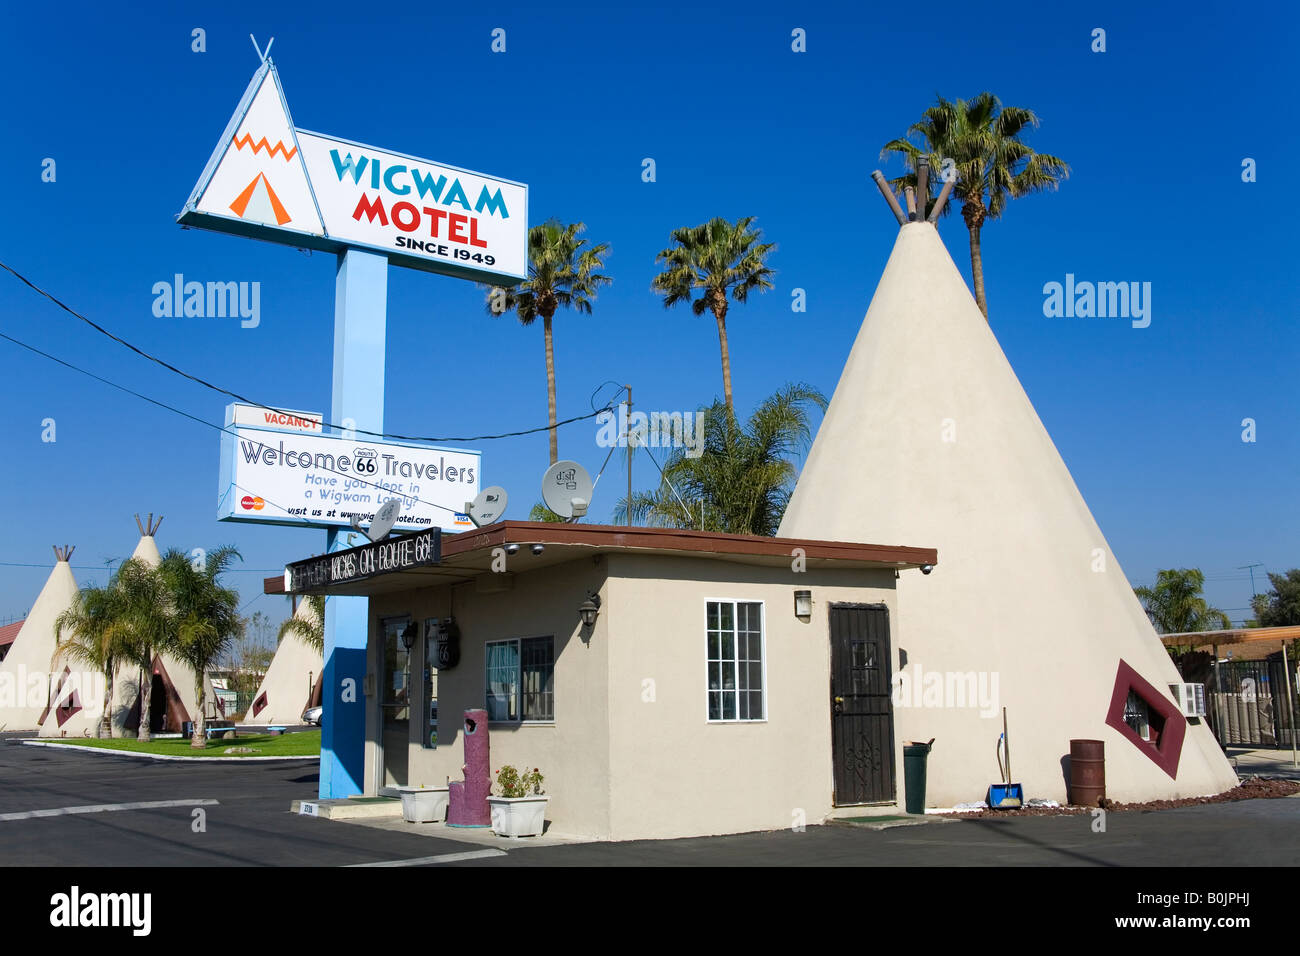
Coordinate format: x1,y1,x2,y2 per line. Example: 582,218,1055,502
2,740,1297,866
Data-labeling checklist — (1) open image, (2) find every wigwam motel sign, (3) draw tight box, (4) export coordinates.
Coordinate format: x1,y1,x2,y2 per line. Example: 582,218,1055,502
178,59,527,285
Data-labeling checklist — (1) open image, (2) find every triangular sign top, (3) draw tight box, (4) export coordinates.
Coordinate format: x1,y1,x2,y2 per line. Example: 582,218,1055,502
187,63,324,238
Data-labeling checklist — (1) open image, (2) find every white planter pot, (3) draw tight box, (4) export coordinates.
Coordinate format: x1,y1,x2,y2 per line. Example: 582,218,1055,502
397,786,449,824
488,795,549,837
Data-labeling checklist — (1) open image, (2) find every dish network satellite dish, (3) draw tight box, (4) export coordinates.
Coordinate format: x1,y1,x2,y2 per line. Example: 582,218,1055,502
465,486,508,528
540,460,593,520
349,497,401,542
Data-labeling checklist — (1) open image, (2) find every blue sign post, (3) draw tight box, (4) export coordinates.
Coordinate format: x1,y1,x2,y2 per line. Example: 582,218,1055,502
320,248,387,797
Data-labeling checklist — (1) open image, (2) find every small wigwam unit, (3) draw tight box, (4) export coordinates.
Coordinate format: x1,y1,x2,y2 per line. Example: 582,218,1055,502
778,161,1238,808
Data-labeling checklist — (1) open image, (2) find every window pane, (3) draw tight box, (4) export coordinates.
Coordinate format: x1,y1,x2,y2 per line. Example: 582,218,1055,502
722,691,736,720
708,692,721,721
747,691,763,719
721,631,734,660
485,641,519,721
722,662,735,690
707,632,720,659
747,662,763,692
708,662,720,690
707,602,719,630
719,603,733,631
521,637,554,721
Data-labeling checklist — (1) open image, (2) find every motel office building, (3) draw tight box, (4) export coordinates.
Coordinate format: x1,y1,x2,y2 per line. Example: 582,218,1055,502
279,522,936,841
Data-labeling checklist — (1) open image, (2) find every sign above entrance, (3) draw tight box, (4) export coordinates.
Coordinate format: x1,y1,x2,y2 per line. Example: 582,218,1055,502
285,527,442,593
179,61,528,285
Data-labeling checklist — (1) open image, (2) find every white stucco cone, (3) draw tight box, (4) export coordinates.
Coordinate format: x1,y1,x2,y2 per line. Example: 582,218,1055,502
131,530,219,731
779,221,1237,805
0,554,80,732
244,598,323,724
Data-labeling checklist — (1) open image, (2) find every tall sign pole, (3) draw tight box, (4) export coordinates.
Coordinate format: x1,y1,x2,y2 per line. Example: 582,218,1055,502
320,248,387,797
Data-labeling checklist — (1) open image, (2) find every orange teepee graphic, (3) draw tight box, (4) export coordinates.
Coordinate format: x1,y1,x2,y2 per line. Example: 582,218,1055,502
229,172,292,226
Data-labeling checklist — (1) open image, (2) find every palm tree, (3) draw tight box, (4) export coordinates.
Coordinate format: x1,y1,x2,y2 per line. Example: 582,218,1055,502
278,594,325,653
110,557,171,743
616,383,826,536
483,220,612,464
53,582,128,738
160,547,244,749
528,502,568,523
881,92,1069,320
1134,569,1231,654
652,217,776,415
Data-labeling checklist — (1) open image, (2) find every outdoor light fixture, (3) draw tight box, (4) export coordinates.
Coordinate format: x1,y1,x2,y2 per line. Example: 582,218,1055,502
794,590,812,618
400,622,417,651
505,543,519,555
578,592,601,628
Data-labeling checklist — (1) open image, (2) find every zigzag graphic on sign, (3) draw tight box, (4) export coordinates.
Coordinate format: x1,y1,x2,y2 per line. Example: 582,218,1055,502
232,133,298,161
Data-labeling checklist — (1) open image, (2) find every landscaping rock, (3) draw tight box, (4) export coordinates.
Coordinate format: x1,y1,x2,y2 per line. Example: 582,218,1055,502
223,746,262,754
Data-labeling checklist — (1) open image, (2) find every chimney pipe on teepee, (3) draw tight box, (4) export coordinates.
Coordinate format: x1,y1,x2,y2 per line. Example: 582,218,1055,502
870,171,907,225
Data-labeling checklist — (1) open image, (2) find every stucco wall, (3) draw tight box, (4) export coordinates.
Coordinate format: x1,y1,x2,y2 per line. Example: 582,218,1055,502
367,557,612,839
603,555,899,841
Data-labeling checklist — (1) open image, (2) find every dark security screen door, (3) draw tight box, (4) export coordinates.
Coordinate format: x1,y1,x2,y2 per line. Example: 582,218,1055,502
830,604,896,805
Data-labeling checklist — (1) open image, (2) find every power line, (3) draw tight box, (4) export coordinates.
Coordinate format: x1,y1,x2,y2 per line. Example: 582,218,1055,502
1,327,505,525
0,258,615,442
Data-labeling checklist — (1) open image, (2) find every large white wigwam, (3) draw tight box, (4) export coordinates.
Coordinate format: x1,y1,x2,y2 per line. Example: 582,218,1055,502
244,597,323,724
779,217,1237,805
0,548,80,731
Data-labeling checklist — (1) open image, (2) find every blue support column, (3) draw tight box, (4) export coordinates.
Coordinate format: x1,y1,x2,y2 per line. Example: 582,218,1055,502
320,248,387,799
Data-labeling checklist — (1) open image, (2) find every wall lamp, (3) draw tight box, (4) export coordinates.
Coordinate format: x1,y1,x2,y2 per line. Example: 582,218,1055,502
400,622,417,651
579,592,601,628
793,589,813,619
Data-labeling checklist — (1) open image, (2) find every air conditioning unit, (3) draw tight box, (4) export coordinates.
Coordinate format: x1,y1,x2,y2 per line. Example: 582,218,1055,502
1169,683,1206,717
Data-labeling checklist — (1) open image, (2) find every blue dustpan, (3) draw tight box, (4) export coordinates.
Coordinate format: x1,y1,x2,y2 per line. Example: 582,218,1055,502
989,708,1024,808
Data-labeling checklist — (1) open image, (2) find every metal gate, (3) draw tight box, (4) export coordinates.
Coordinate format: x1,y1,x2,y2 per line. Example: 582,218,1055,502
1208,659,1299,748
829,603,895,805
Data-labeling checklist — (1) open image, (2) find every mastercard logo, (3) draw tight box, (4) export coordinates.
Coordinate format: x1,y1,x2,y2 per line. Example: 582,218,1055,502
240,495,266,511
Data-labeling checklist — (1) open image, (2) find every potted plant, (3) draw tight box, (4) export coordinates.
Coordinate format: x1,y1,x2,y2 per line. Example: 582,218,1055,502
396,782,449,824
487,766,548,838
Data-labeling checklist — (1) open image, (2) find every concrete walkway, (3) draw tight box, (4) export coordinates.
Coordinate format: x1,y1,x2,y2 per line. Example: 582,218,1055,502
1229,746,1300,780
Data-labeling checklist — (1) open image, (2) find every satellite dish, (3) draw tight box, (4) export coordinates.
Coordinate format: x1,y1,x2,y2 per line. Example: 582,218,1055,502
364,498,401,542
466,486,508,527
541,460,594,520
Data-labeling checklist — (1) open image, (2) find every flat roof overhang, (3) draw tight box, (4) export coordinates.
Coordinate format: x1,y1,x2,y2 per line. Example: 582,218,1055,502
1160,624,1300,648
267,521,938,598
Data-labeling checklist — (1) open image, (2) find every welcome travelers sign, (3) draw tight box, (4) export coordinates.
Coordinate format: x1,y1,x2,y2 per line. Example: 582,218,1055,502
178,59,527,284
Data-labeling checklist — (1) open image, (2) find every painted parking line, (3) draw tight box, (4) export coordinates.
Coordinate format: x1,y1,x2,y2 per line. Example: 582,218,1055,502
348,849,507,867
0,799,219,822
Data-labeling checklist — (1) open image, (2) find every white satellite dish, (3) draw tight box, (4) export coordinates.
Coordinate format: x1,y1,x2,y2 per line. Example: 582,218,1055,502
466,486,508,527
541,460,593,520
351,497,401,542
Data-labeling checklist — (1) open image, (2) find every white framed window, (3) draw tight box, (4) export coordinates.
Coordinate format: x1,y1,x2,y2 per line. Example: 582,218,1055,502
706,600,765,721
485,636,554,722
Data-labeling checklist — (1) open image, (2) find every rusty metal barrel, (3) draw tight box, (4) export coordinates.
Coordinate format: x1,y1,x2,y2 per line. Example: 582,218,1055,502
1069,739,1106,806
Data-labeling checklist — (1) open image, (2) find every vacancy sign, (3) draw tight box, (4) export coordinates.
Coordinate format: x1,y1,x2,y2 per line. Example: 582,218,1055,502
179,61,527,284
217,426,480,533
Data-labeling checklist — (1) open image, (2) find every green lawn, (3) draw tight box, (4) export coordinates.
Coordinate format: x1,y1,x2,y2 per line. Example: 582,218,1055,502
46,730,321,758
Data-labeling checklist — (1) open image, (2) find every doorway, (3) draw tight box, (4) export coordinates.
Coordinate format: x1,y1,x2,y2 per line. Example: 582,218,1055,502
379,617,412,789
829,603,896,805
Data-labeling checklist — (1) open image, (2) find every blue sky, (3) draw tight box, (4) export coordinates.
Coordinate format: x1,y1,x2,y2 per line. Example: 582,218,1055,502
2,0,1296,627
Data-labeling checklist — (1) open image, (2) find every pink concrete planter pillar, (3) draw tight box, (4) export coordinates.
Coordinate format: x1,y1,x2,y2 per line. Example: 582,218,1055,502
447,709,491,827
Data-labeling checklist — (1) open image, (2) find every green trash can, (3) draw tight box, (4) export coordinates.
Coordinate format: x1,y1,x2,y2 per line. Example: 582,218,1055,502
903,739,935,814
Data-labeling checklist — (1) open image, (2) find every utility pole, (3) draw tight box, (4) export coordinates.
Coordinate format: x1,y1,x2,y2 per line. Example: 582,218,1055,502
1239,563,1264,597
625,384,633,527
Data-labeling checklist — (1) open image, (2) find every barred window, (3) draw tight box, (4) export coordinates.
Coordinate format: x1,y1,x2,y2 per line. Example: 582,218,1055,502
707,601,765,721
485,636,554,721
